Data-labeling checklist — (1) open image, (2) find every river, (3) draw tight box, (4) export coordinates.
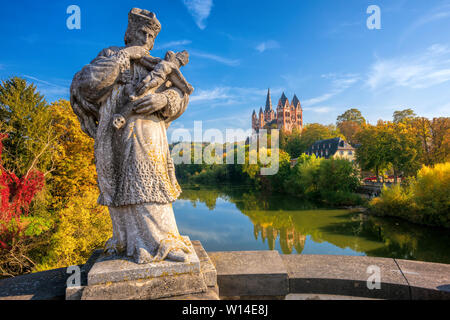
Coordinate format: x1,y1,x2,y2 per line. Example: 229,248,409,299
173,186,450,264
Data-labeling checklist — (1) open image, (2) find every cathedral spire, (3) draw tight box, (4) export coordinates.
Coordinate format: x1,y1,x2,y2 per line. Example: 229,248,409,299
292,94,301,108
280,92,288,108
265,88,272,112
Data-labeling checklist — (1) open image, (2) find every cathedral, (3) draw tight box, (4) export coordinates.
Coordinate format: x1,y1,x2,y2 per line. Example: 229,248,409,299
252,89,303,133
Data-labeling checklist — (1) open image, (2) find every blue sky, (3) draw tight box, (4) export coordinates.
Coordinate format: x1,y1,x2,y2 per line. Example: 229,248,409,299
1,0,450,140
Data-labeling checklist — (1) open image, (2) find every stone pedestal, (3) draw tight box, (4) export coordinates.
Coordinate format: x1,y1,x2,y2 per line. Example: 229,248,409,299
66,237,218,300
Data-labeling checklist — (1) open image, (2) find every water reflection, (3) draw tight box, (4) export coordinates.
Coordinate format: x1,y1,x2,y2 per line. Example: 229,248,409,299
174,186,450,264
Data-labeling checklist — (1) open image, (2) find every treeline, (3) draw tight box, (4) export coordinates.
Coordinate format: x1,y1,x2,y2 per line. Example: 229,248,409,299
0,77,111,277
175,147,363,206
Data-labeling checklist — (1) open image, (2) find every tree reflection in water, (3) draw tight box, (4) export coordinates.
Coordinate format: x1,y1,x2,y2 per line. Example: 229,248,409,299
177,186,450,264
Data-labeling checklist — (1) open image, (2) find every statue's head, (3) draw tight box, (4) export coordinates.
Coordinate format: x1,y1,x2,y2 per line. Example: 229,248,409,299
124,8,161,51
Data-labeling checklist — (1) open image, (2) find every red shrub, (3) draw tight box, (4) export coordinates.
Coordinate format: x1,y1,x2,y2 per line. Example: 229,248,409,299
0,133,44,250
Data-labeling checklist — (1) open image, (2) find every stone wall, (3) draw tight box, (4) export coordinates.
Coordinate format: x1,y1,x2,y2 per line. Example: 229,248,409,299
1,245,449,300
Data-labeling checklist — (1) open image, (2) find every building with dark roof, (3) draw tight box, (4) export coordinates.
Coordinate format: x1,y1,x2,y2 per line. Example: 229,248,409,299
252,89,303,133
305,137,356,161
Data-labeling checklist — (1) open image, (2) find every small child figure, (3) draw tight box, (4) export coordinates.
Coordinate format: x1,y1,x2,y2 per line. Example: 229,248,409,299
136,50,193,97
112,50,193,130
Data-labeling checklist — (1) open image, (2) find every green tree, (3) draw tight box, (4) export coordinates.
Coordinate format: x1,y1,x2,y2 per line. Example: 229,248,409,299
286,154,322,195
317,159,360,193
299,123,343,152
267,150,291,193
283,127,303,158
355,124,388,182
393,108,416,123
337,109,366,125
0,77,56,178
379,121,421,183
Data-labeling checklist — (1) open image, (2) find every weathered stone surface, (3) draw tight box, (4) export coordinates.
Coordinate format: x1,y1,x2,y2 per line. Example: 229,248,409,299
81,271,206,300
209,251,288,297
192,240,217,287
65,286,84,300
281,254,410,300
159,285,219,300
0,267,68,300
285,293,380,300
88,236,200,286
395,259,450,300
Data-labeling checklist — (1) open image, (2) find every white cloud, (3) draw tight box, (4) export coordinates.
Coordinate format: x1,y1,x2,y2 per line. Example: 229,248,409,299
190,86,282,106
22,75,69,100
190,87,232,103
401,3,450,43
190,86,281,106
155,40,192,50
367,44,450,90
190,50,240,66
303,106,334,114
255,40,280,53
182,0,213,30
303,73,360,107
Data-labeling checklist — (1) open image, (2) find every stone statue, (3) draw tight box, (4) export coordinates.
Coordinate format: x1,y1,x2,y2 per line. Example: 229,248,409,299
70,8,193,264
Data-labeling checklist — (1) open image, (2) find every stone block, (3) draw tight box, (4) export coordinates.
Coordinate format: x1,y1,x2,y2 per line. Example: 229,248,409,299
64,238,218,300
87,236,200,286
0,267,68,300
209,251,288,297
81,271,207,300
159,285,220,300
395,259,450,300
65,286,84,301
192,240,217,287
281,254,410,300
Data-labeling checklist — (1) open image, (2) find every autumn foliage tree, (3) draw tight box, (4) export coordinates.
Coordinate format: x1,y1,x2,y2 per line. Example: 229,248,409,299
336,109,366,145
0,78,111,275
0,134,45,276
0,78,53,277
410,117,450,166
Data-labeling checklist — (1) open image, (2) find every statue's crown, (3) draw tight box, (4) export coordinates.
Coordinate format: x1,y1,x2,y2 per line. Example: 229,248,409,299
128,8,161,35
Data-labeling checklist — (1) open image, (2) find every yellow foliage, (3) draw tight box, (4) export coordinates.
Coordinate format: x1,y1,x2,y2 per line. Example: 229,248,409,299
370,162,450,227
35,190,112,271
48,100,97,210
32,100,113,271
414,162,450,202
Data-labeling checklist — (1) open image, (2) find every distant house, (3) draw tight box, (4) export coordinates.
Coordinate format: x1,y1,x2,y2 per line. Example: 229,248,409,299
305,137,356,161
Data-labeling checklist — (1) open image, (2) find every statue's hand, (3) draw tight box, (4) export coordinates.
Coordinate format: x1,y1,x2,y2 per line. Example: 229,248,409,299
122,46,149,60
132,93,168,115
140,56,162,70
